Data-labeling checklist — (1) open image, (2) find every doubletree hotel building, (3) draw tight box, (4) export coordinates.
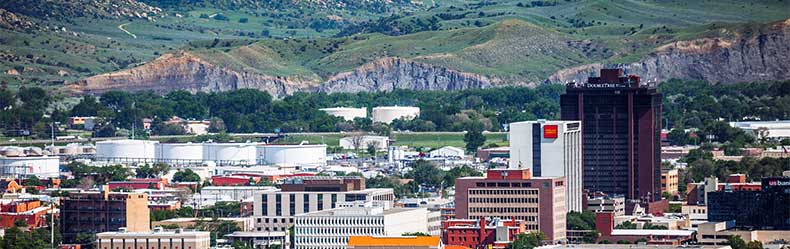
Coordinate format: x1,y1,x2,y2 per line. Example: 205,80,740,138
560,68,662,201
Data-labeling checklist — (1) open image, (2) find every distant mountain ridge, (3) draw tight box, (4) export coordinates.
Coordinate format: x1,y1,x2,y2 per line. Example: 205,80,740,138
2,0,790,94
67,18,790,97
0,0,161,20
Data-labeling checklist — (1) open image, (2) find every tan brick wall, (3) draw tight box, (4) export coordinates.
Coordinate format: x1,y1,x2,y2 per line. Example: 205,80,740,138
126,194,151,232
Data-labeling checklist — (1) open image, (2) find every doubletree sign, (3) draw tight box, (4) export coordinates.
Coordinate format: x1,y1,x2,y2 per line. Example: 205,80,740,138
543,125,558,139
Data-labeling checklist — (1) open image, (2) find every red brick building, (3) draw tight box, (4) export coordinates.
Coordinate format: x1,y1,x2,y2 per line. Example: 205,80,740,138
454,169,567,243
442,218,526,249
0,199,51,229
108,178,167,190
212,175,256,186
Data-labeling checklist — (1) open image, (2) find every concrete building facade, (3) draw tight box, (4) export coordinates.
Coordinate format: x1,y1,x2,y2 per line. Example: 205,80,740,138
586,196,626,216
253,177,395,233
294,202,429,249
660,169,679,196
454,169,566,243
96,228,211,249
509,120,583,212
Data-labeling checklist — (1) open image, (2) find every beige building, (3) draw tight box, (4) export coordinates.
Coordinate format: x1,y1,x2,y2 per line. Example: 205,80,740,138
661,169,679,195
96,227,211,249
454,169,567,242
586,196,625,216
253,177,394,233
697,221,790,245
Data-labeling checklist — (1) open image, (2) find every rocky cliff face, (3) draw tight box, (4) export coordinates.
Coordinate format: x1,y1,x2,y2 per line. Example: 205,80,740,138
67,52,316,96
318,57,494,93
70,20,790,96
548,19,790,84
69,55,495,96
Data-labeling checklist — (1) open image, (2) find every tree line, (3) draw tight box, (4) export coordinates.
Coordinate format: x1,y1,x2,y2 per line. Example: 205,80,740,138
2,80,788,139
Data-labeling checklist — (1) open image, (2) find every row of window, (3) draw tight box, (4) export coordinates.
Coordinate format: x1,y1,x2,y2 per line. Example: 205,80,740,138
468,189,538,195
294,237,351,246
261,194,348,216
295,217,384,226
468,197,539,204
256,217,293,224
468,207,538,214
295,227,384,235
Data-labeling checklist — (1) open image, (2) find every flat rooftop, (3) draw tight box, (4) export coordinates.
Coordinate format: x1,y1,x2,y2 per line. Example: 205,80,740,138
298,207,420,217
537,245,728,249
610,229,694,237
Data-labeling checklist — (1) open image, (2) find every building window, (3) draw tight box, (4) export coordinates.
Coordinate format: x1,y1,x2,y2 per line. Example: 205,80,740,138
262,194,269,216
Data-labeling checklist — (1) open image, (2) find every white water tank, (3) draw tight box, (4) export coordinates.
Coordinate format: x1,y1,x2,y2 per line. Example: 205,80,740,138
319,107,367,121
0,156,60,178
204,143,257,165
257,143,326,166
372,106,420,124
96,139,158,162
156,143,204,163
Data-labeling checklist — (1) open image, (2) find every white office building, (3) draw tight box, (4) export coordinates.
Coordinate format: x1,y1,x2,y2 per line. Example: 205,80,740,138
253,184,394,233
509,120,583,212
294,201,429,249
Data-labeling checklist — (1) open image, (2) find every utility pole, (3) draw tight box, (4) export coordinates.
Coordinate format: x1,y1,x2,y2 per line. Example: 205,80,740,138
50,122,55,147
131,101,136,140
50,199,55,248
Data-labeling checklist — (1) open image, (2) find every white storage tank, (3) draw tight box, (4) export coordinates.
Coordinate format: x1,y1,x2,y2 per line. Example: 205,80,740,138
319,107,367,121
204,143,257,166
0,156,60,178
257,143,327,166
372,106,420,124
95,139,158,162
156,143,205,163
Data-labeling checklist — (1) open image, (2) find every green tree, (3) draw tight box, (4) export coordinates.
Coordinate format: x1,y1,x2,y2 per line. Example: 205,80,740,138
616,240,631,244
232,240,253,249
155,123,187,135
173,169,201,182
566,211,596,230
402,232,430,236
615,221,637,229
727,235,747,249
746,240,764,249
508,231,546,249
23,176,43,186
407,160,444,189
13,219,27,228
463,130,486,153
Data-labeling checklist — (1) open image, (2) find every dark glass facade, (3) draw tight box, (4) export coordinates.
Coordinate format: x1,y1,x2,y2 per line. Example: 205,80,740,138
560,69,662,201
708,177,790,229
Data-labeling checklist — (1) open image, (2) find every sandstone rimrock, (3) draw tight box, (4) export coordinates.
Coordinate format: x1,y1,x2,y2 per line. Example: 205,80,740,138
548,19,790,85
318,57,494,93
67,52,318,97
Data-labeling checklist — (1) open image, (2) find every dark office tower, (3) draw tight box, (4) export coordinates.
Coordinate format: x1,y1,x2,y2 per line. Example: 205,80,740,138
560,68,662,201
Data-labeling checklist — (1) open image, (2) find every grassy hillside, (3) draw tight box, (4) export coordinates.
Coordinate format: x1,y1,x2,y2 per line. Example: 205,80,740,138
0,0,788,90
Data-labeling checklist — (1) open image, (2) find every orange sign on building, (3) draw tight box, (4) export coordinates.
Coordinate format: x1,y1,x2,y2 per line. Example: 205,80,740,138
543,125,558,139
